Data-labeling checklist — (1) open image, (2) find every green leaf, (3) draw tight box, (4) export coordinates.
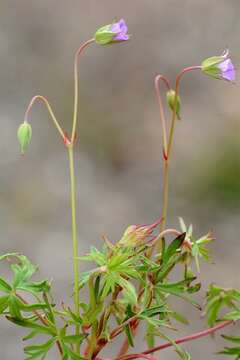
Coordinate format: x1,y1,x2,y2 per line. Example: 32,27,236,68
94,275,101,302
156,281,201,309
170,311,189,325
157,255,182,282
11,255,38,288
80,247,106,266
222,335,240,344
219,347,240,358
162,233,186,264
0,278,12,293
23,330,38,341
146,323,155,349
0,295,10,314
0,253,19,261
64,307,83,326
18,280,51,295
6,316,56,335
79,271,91,289
18,301,48,312
8,295,22,319
224,310,240,321
118,277,137,305
24,337,56,354
140,316,169,328
124,324,134,347
62,334,87,344
63,344,87,360
140,305,167,318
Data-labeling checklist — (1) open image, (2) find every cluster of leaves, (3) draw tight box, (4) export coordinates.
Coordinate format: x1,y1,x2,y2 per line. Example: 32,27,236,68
203,284,240,359
0,219,239,360
72,220,214,359
0,254,87,359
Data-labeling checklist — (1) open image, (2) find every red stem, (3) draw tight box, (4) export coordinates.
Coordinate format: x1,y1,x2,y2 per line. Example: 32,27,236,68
116,320,233,360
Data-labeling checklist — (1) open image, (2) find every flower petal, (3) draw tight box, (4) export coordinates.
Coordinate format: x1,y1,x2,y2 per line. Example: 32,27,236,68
218,59,236,81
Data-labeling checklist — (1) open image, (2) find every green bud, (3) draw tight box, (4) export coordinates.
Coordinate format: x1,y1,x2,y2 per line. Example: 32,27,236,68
17,122,32,154
94,24,115,45
166,90,181,120
201,55,223,79
185,266,195,279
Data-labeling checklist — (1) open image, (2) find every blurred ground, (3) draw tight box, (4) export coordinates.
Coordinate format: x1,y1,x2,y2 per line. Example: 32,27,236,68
0,0,240,359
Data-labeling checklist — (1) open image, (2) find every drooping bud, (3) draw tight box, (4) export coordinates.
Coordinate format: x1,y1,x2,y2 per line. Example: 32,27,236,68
17,122,32,154
166,89,181,120
201,49,236,82
94,19,129,45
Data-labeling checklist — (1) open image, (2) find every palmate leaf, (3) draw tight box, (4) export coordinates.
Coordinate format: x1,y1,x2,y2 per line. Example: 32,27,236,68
79,246,107,266
205,285,240,326
0,253,50,296
1,292,48,320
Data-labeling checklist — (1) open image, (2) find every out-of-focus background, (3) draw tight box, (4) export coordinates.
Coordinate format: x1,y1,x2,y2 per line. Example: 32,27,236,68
0,1,240,358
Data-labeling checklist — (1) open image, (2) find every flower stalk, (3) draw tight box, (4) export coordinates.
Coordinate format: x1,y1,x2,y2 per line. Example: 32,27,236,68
24,95,65,140
71,39,95,143
157,66,201,253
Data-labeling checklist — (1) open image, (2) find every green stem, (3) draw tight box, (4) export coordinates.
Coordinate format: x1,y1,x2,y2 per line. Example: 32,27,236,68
68,145,80,352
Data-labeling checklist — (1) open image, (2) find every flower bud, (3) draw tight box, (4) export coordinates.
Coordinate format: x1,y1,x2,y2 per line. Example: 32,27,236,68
166,89,181,119
201,49,235,82
95,19,129,45
17,122,32,154
118,219,161,248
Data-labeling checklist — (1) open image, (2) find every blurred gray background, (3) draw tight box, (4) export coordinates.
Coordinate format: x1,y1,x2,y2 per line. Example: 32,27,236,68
0,0,240,358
